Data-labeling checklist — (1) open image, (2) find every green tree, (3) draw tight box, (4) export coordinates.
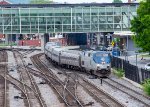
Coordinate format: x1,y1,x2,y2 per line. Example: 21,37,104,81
112,0,123,3
130,0,150,52
30,0,53,4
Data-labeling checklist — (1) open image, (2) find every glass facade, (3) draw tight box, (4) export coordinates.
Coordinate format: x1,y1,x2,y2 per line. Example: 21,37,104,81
0,4,138,34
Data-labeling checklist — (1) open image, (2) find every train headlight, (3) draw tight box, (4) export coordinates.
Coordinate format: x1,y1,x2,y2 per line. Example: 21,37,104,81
97,64,100,70
97,64,100,67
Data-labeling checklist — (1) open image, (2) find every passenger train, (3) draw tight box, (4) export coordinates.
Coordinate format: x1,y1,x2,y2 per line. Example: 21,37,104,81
44,42,111,78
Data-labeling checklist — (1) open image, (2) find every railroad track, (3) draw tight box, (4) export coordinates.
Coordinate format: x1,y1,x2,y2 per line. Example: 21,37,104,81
0,73,28,99
0,72,38,94
103,78,150,106
13,50,46,107
63,73,80,105
21,50,35,56
64,68,150,107
39,54,125,107
49,55,150,107
51,64,125,107
27,66,82,107
61,67,150,107
0,50,8,107
78,74,125,107
31,53,84,107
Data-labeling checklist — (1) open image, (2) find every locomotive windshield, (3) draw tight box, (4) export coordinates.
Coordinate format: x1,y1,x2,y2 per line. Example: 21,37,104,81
93,52,110,64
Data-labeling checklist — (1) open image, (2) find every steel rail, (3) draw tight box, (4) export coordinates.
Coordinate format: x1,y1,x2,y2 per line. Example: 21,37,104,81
25,68,46,107
49,60,125,107
31,54,84,107
108,78,150,100
78,74,125,107
13,51,31,107
57,66,124,107
102,78,150,107
3,51,7,107
15,50,47,107
31,56,71,107
4,65,7,107
21,61,46,107
1,73,38,94
0,74,27,98
36,54,84,107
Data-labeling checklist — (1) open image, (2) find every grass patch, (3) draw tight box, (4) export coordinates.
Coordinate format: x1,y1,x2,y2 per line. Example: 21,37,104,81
0,43,17,47
142,79,150,96
113,68,124,78
140,54,150,57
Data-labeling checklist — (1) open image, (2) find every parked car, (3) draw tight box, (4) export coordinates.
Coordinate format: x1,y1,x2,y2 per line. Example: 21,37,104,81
144,63,150,70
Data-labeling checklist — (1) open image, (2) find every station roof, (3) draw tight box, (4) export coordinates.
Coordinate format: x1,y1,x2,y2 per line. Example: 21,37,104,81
8,0,29,4
0,3,139,8
113,31,135,36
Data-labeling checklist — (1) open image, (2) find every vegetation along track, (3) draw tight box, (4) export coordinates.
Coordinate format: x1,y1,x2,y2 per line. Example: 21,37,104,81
0,50,8,107
13,50,46,107
103,78,150,106
31,53,84,107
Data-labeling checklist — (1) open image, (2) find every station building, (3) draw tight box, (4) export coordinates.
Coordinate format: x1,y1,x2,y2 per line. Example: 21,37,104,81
0,2,138,50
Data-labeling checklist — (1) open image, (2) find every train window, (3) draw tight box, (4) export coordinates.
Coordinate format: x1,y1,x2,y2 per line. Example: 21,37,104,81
88,53,91,57
82,61,84,65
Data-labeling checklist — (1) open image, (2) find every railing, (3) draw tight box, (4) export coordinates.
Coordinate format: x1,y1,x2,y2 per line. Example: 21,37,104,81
111,56,123,69
141,68,150,82
111,56,150,83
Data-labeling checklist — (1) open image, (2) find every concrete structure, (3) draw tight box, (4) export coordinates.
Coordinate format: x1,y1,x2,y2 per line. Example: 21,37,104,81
131,0,142,3
0,3,139,50
8,0,29,4
0,3,138,34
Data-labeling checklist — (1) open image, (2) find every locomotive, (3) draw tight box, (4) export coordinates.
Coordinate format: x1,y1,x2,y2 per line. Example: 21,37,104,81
44,42,111,78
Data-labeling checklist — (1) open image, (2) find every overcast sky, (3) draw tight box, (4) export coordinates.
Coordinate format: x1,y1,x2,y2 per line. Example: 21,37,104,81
54,0,128,3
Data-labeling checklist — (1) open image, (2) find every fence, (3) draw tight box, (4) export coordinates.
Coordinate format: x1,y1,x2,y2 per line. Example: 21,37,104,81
111,56,150,83
123,61,140,83
111,56,123,69
141,68,150,82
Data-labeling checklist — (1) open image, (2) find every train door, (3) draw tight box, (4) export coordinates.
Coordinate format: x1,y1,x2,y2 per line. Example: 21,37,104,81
86,52,92,70
81,52,91,71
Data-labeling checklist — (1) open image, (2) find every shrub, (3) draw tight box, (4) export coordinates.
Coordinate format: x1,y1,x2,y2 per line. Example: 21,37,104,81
113,68,124,78
142,79,150,96
0,43,17,47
